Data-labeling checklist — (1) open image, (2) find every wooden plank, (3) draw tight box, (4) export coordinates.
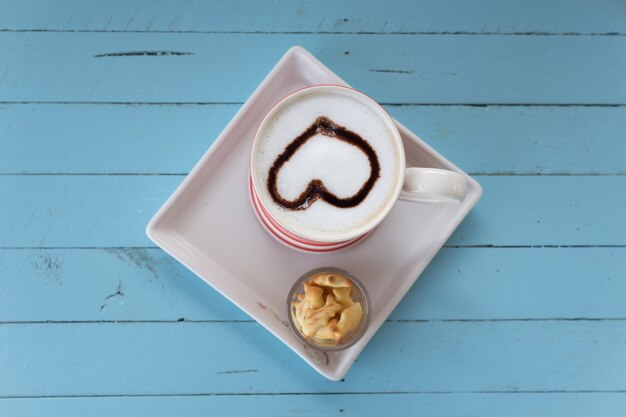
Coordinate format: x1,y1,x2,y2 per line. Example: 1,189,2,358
1,175,624,247
0,176,176,248
2,393,625,417
0,248,248,322
1,0,624,35
448,175,626,246
1,248,625,322
1,321,624,395
0,104,237,175
3,104,626,175
1,33,625,104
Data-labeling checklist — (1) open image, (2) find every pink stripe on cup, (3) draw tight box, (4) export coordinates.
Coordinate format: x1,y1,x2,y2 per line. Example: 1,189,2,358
248,177,366,253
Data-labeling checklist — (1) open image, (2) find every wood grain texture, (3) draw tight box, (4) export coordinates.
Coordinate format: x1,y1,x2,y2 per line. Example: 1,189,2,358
1,0,625,34
1,33,626,104
1,321,625,396
2,104,625,175
1,247,625,322
1,175,624,247
2,0,625,412
2,394,626,417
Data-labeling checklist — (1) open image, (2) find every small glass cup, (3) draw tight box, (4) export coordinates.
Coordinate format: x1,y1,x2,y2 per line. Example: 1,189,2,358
286,267,370,351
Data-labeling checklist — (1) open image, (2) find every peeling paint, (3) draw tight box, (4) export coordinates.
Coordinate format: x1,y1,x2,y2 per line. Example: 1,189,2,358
369,68,415,74
31,254,63,284
100,280,125,312
216,369,259,375
105,248,167,292
94,51,194,58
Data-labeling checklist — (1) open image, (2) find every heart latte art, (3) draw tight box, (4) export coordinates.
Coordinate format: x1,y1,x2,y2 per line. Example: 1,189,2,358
254,88,401,237
267,116,380,210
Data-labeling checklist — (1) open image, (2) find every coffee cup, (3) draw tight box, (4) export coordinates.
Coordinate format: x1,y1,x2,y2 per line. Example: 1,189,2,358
249,85,467,253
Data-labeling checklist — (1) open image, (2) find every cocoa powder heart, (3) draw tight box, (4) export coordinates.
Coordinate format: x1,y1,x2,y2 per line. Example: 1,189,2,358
267,116,380,210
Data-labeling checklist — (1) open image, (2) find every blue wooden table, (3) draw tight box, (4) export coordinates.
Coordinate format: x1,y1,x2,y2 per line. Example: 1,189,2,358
1,1,626,415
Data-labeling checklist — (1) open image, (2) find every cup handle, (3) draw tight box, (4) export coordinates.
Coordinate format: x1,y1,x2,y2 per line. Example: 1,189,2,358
399,167,467,203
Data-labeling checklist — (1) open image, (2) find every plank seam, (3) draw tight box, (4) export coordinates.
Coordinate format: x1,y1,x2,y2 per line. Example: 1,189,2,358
0,29,624,36
2,101,626,107
1,245,625,249
1,318,625,324
1,390,625,399
2,173,626,177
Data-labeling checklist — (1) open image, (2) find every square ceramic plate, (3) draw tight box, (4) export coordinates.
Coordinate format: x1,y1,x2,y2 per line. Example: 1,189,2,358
147,46,482,380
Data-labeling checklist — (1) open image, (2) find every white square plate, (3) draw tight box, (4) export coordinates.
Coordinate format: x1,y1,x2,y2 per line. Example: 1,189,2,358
147,46,482,380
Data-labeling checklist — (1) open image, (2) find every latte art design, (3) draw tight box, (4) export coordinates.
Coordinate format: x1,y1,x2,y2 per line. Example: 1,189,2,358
254,87,400,237
267,116,380,210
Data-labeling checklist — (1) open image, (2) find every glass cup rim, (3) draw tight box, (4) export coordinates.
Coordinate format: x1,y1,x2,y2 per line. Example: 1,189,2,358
286,266,371,352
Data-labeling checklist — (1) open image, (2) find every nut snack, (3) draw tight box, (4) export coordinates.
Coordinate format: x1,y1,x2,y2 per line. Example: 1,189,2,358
287,268,369,350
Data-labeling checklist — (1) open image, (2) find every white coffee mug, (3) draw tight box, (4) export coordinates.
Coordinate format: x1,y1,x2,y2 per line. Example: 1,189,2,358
249,85,467,253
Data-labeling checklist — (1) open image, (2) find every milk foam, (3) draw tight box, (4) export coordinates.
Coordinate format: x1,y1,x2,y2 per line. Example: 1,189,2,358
255,89,400,237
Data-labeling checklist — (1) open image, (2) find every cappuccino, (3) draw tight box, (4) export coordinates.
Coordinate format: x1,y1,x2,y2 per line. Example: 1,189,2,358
253,87,401,239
